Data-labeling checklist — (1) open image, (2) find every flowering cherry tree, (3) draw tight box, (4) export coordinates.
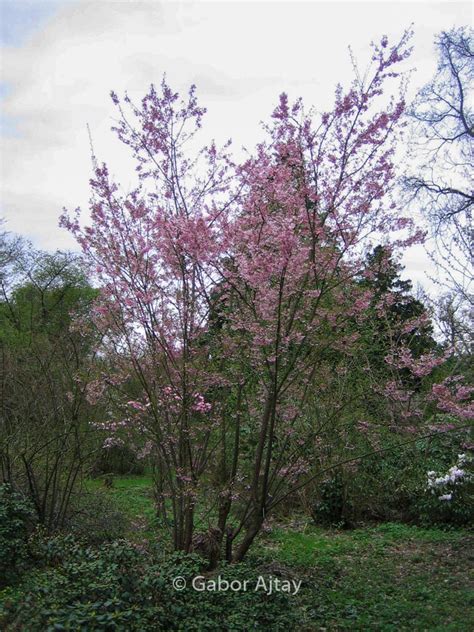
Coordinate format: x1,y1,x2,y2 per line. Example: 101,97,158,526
61,31,472,562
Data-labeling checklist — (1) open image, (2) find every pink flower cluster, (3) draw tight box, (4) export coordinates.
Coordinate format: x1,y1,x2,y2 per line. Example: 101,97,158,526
192,393,212,414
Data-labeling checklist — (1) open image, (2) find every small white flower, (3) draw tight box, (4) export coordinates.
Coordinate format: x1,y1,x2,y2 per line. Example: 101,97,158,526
448,466,464,482
438,493,452,501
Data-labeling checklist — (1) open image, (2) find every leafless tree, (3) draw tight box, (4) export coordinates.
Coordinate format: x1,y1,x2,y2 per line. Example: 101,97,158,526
405,27,473,305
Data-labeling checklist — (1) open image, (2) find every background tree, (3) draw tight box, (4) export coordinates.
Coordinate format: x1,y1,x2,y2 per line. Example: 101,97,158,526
0,249,100,530
405,27,473,305
0,220,30,300
434,291,472,355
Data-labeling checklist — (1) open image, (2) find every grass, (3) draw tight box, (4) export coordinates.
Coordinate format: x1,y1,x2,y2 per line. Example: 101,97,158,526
256,522,473,630
261,521,467,567
85,474,158,540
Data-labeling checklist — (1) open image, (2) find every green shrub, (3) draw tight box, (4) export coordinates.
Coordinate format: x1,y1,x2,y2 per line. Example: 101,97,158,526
311,472,353,528
91,444,145,476
0,483,36,586
414,452,474,527
64,490,129,544
0,537,298,631
311,432,473,528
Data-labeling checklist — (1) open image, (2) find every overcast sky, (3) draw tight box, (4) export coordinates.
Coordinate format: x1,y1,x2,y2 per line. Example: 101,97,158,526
0,0,472,293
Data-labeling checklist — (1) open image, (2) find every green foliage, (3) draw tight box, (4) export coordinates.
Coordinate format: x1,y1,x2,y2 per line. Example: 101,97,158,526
311,473,353,527
1,473,472,631
0,251,101,531
0,252,97,348
415,488,474,527
64,491,130,544
91,444,146,477
0,537,298,631
415,449,474,527
360,246,437,362
310,431,473,528
0,484,36,586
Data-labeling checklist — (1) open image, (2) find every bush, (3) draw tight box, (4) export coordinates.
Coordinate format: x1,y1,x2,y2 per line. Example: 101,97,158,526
0,483,36,586
0,537,299,631
310,433,474,528
91,444,145,477
415,452,474,527
311,472,353,528
63,490,130,544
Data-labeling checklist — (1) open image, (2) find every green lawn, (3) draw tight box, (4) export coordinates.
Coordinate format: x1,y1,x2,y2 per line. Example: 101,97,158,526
85,474,157,540
257,522,473,630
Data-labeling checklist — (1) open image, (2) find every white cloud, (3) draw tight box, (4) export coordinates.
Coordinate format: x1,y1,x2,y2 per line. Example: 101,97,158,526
0,0,471,289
